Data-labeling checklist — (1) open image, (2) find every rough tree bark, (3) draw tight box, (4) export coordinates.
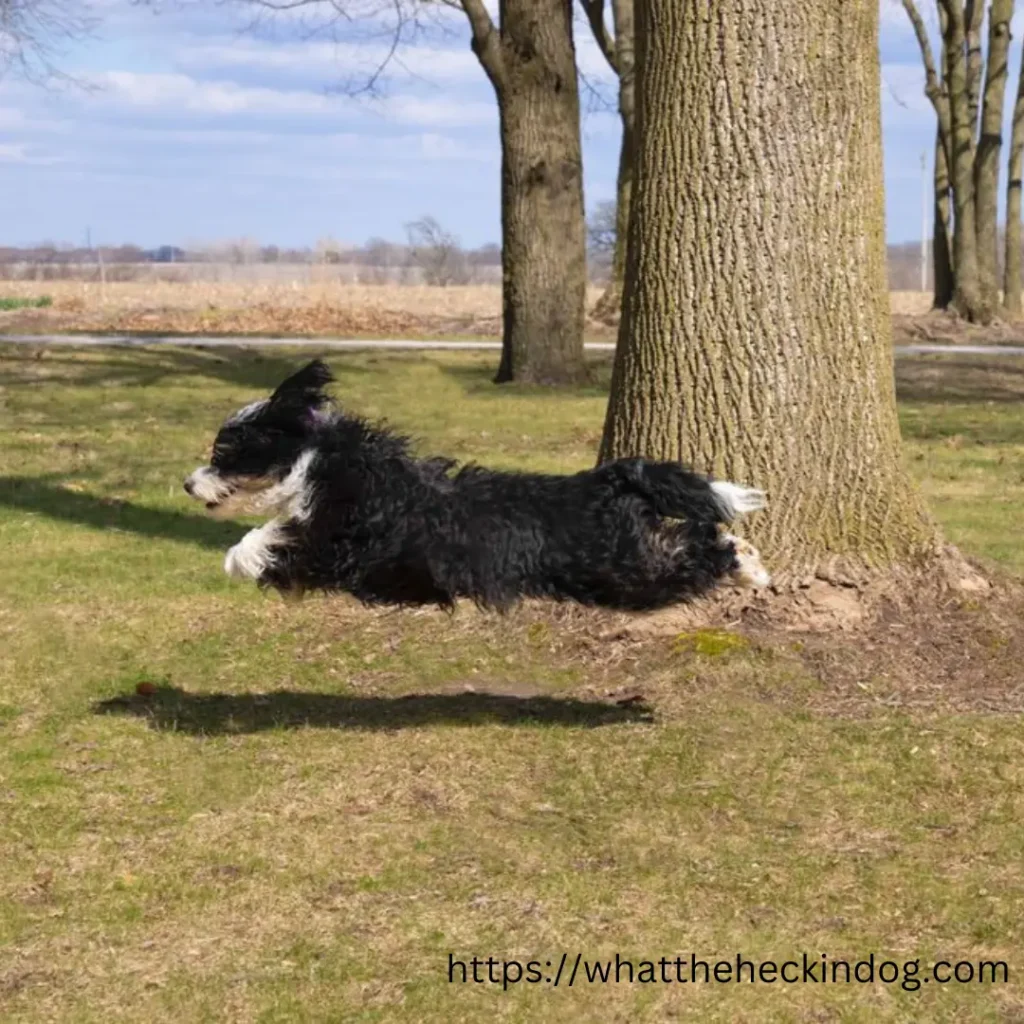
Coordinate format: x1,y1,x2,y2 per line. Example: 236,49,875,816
966,0,986,136
467,0,588,385
599,0,936,579
934,128,956,309
974,0,1013,310
943,0,991,322
1005,28,1024,316
582,0,635,325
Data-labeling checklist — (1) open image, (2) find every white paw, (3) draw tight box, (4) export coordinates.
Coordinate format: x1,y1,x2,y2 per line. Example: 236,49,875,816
711,481,767,519
224,522,286,580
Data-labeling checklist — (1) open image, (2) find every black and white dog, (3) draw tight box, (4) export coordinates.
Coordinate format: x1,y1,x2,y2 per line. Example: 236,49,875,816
184,361,770,610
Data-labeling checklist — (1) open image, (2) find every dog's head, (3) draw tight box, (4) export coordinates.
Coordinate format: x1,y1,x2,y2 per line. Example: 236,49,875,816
184,360,333,518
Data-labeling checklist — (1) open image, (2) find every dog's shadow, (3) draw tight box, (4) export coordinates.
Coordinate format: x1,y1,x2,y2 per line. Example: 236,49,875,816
94,687,653,736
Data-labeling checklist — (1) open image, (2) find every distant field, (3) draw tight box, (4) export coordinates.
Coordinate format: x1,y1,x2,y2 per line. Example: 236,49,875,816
0,281,956,340
0,280,524,339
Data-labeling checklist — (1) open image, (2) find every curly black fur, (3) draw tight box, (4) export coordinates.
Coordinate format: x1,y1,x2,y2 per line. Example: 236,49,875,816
185,361,766,612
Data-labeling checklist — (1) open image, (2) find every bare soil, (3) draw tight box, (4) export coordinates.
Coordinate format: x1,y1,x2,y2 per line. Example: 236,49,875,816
892,308,1024,347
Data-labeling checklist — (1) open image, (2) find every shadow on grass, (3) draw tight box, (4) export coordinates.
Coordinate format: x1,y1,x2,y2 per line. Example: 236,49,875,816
0,344,367,393
0,476,242,550
437,355,615,398
894,356,1024,404
94,687,653,734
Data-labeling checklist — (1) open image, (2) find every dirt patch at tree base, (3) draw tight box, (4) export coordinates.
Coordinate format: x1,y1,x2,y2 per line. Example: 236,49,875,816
620,547,989,634
605,550,1024,715
891,308,1024,347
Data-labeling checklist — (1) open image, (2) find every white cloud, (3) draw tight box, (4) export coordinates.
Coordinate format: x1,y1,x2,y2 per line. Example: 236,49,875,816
382,94,495,128
92,71,336,115
0,142,63,165
78,70,497,127
0,143,31,163
0,104,69,134
176,38,485,85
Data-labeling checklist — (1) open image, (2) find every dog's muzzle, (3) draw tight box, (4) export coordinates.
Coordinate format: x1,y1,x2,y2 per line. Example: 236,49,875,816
183,467,235,511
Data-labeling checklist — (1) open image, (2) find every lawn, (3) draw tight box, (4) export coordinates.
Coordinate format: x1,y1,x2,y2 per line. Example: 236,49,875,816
0,344,1022,1023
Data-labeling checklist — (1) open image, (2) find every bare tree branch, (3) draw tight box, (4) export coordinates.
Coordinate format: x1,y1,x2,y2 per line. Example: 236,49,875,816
902,0,954,179
578,0,616,73
142,0,438,98
458,0,503,87
0,0,97,85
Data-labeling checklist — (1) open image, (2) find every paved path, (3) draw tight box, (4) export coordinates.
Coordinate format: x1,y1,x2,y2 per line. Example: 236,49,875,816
1,334,1023,357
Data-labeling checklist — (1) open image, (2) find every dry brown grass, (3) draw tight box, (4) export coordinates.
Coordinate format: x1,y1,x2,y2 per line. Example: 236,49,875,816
0,281,609,339
889,291,933,316
2,279,509,317
7,282,1024,348
6,279,918,318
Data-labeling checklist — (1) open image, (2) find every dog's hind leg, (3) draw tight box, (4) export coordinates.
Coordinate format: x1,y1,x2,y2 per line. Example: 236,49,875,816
615,460,766,525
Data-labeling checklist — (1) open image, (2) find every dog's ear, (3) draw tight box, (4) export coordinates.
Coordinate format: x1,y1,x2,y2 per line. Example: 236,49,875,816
269,360,334,412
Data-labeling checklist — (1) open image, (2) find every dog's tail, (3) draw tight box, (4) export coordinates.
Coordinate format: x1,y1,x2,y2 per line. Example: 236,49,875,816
618,459,766,523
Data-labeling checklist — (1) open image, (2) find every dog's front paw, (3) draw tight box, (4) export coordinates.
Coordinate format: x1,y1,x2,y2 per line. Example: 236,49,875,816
224,523,286,581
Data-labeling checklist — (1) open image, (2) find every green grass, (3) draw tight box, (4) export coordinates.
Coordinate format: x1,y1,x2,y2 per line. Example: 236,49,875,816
0,344,1022,1023
0,296,53,311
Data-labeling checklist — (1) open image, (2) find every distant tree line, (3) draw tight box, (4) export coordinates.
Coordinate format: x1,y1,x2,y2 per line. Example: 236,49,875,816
1,228,948,293
0,222,504,285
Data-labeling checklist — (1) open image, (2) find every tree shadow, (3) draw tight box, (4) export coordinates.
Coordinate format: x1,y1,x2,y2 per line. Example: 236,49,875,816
0,344,369,393
0,476,242,550
894,356,1024,404
93,687,654,735
436,355,615,398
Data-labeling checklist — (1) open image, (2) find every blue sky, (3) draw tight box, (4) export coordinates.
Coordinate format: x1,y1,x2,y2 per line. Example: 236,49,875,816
1,1,1019,250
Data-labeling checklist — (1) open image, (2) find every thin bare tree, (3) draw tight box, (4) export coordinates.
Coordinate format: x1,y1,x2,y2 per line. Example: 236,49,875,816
901,0,1023,321
1005,29,1024,314
578,0,633,325
405,215,469,285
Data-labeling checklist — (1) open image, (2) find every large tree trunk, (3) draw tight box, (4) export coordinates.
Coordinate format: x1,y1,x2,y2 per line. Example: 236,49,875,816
1004,32,1024,318
591,0,635,326
599,0,936,579
974,0,1014,312
933,128,956,309
944,0,992,323
489,0,587,384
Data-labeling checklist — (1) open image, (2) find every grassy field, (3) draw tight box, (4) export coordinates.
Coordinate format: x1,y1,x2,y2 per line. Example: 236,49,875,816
1,344,1023,1023
0,282,955,339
